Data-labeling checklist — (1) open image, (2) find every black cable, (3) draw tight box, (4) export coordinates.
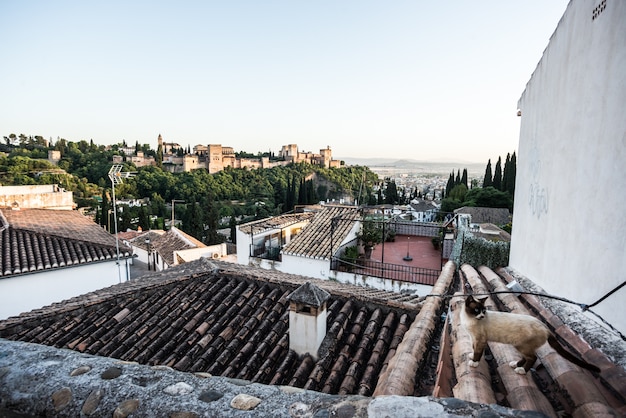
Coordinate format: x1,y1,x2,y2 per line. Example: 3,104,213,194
331,256,625,340
581,280,626,311
428,290,626,341
425,290,582,307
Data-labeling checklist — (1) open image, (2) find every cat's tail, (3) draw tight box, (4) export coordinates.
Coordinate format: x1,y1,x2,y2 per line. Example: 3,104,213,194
547,335,600,373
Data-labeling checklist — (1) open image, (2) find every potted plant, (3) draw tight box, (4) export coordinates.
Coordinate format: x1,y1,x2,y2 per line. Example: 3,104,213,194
357,219,383,259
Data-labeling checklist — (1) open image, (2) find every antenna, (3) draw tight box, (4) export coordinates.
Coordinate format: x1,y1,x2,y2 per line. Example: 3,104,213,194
108,164,136,282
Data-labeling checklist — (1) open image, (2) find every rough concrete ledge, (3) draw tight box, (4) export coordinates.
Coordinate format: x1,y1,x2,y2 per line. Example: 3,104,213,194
0,339,544,417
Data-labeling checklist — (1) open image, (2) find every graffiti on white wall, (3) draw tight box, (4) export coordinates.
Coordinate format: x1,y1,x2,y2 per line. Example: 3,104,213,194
527,143,549,219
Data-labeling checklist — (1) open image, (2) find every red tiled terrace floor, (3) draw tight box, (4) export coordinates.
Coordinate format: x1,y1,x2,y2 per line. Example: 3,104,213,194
369,234,444,271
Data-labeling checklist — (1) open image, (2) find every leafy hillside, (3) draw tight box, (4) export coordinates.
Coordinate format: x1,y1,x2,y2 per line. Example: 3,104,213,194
0,139,379,243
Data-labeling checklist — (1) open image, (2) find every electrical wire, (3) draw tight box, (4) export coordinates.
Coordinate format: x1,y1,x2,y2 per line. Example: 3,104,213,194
428,289,626,341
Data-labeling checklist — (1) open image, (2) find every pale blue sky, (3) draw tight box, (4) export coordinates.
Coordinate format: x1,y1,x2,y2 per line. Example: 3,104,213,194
0,1,569,163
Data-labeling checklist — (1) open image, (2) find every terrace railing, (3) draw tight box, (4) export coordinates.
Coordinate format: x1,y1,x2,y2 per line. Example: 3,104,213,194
331,257,440,286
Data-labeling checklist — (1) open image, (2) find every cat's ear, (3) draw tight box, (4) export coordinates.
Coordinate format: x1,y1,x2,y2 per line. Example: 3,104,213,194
466,295,475,304
478,297,488,304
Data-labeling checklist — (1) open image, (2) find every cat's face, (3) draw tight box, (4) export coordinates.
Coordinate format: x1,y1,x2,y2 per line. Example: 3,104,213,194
465,296,487,320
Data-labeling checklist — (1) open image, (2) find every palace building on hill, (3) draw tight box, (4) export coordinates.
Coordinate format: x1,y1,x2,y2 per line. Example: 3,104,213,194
154,135,342,173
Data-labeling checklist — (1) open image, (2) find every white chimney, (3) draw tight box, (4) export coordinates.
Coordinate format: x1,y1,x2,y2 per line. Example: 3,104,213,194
287,282,330,360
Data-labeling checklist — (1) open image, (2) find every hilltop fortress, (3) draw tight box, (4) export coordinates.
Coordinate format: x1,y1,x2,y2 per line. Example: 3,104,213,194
112,135,342,173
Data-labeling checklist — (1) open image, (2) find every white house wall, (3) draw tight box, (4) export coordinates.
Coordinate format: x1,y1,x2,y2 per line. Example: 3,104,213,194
280,254,330,280
511,0,626,334
236,228,252,265
174,243,227,264
0,260,129,320
329,270,433,295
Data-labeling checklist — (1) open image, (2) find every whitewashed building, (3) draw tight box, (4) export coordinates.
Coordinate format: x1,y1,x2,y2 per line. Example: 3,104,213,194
0,208,132,319
510,0,625,334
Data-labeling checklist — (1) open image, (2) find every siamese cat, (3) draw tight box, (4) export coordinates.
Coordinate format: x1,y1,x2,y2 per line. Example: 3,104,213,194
460,295,600,375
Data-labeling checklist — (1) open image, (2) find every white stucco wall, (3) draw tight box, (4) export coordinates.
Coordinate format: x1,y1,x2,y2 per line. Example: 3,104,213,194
174,243,227,264
236,228,251,265
280,254,330,279
511,0,626,334
0,184,74,210
0,260,130,320
288,308,327,359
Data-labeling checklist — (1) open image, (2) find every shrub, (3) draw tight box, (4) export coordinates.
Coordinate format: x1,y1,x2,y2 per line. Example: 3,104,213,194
339,245,359,271
450,218,510,269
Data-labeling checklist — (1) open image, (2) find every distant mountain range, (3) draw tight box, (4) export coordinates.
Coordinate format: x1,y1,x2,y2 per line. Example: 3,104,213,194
338,157,485,176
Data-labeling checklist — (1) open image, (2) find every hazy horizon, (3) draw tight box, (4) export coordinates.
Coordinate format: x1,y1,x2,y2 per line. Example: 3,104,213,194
1,1,568,164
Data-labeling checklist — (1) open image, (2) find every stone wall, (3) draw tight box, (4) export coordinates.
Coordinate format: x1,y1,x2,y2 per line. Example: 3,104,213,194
0,339,528,417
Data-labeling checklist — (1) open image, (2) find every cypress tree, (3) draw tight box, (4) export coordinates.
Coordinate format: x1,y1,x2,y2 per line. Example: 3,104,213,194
156,143,163,168
285,176,295,212
290,175,298,209
502,153,512,194
461,168,468,188
138,206,150,231
445,172,454,197
230,215,237,244
455,169,461,185
305,179,315,204
202,195,223,244
493,157,502,190
297,178,306,205
483,159,493,188
120,206,132,232
100,189,110,230
508,152,517,197
384,179,399,204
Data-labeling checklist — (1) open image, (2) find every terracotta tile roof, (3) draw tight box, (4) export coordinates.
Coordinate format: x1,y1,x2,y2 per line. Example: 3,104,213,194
454,264,626,416
117,230,144,241
1,259,622,415
0,209,130,277
0,260,423,397
238,212,315,234
2,208,120,248
454,206,512,225
282,205,359,259
146,227,205,266
126,230,165,251
409,200,438,212
475,223,511,241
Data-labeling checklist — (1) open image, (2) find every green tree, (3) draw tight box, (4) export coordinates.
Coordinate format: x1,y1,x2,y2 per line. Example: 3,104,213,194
503,152,516,197
100,189,110,231
202,194,224,245
464,186,512,209
449,184,468,202
384,179,399,204
483,159,493,188
229,215,237,244
461,168,468,189
445,172,454,197
183,199,204,240
493,156,502,190
138,206,150,231
156,142,163,168
119,206,132,232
